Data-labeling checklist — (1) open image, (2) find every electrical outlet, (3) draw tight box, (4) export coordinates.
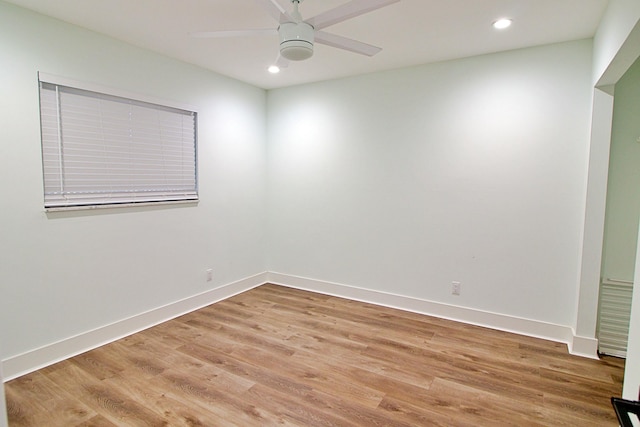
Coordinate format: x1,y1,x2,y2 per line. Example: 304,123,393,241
206,268,213,282
452,281,461,296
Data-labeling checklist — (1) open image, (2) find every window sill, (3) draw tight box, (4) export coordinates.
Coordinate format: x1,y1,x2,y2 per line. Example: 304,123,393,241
45,199,199,213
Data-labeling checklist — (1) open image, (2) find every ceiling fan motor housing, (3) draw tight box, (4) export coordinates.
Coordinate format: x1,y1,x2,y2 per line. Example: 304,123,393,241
279,22,314,61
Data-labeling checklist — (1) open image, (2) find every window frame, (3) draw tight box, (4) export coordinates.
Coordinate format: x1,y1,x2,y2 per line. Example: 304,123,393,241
38,72,199,211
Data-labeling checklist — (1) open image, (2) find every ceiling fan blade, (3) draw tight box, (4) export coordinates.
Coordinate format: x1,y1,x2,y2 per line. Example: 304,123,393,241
315,31,382,56
190,29,277,38
253,0,293,23
306,0,400,30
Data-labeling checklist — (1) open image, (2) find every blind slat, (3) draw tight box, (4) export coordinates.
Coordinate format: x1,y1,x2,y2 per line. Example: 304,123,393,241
39,80,198,209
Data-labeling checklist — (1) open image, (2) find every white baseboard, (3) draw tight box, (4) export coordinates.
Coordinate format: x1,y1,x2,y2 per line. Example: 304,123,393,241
569,335,600,359
267,272,597,358
3,270,598,381
2,272,268,381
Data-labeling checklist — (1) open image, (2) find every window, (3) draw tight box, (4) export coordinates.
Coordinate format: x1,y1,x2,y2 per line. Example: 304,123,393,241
38,73,198,209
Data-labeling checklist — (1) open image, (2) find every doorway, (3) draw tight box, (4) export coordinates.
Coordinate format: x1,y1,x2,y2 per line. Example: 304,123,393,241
597,55,640,357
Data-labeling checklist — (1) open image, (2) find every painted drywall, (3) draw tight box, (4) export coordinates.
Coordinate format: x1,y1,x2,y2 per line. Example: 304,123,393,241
593,0,640,86
574,87,614,352
267,40,593,328
0,1,267,362
602,56,640,283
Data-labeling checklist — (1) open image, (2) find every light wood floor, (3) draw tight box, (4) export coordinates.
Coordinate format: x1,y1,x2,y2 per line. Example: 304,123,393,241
6,284,624,426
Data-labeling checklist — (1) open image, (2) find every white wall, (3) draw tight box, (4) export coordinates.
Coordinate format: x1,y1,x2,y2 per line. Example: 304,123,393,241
267,40,593,329
602,56,640,283
0,0,267,367
593,0,640,86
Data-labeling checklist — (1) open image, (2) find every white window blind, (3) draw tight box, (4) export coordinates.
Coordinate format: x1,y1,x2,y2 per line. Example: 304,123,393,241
39,76,198,209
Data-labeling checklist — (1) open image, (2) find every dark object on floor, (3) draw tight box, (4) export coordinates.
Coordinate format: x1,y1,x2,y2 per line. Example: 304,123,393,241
611,397,640,427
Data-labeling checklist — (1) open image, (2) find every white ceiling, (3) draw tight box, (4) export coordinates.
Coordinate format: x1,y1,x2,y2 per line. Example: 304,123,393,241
5,0,609,89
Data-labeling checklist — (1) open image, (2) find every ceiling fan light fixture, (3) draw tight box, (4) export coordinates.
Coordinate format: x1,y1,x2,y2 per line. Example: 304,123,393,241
279,22,314,61
281,40,314,60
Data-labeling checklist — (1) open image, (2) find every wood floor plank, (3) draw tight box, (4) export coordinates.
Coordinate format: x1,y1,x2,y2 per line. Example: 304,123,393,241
101,373,227,427
229,343,386,409
289,348,436,408
541,392,621,426
424,377,550,426
6,284,624,426
138,319,207,350
43,362,170,426
361,336,547,406
538,367,624,404
74,415,119,426
14,366,102,425
244,382,359,427
5,379,96,427
377,395,481,427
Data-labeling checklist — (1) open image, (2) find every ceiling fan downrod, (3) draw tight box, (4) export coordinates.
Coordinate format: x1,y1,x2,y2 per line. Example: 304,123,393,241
290,0,303,23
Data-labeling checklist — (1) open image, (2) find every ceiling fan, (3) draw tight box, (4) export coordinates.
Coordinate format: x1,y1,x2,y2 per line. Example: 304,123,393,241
191,0,400,70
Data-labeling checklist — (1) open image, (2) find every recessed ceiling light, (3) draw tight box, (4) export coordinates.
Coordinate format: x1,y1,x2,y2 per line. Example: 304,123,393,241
268,65,280,74
493,18,512,30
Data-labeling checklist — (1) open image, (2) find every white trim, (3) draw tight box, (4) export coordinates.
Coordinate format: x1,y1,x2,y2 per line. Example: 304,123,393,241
1,272,267,381
45,199,199,213
3,271,598,382
267,272,595,358
569,335,600,359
